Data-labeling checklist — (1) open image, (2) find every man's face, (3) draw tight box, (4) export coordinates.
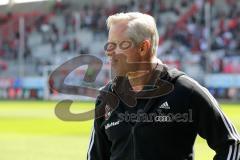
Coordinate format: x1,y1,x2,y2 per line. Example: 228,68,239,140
106,23,141,77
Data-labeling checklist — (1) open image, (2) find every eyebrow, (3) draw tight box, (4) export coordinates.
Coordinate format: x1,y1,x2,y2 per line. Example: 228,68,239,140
107,39,132,43
107,38,122,43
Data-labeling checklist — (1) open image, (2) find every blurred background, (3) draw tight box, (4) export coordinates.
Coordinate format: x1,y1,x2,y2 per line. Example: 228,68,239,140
0,0,239,160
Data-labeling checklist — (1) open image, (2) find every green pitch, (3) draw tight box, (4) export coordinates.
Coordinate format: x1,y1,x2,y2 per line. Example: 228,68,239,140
0,101,239,160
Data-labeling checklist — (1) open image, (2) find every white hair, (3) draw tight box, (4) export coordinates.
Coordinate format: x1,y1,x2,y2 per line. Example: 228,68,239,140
107,12,159,55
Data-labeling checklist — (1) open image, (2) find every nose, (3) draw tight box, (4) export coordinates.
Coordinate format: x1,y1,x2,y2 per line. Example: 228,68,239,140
105,50,115,57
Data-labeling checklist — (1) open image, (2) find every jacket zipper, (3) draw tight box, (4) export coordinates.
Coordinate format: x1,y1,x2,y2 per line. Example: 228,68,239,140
131,126,136,160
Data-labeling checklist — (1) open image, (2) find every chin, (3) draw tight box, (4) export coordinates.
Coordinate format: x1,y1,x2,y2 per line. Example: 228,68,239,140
112,68,127,77
111,62,128,76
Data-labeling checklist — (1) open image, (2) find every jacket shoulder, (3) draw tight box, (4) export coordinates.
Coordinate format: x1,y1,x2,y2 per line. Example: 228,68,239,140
175,75,207,96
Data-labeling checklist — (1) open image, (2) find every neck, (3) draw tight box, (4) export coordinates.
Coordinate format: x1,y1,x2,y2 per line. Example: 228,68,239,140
127,58,160,92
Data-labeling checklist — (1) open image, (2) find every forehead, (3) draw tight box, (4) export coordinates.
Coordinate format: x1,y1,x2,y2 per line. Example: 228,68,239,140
108,22,129,41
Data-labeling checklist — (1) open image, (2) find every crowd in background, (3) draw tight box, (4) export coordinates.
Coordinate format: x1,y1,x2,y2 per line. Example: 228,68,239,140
0,0,239,74
0,0,240,100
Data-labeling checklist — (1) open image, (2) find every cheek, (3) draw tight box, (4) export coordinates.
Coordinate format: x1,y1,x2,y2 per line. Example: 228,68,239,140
126,50,140,63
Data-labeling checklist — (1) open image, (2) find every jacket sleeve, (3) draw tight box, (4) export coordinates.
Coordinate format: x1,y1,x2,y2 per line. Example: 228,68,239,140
87,98,112,160
189,79,240,160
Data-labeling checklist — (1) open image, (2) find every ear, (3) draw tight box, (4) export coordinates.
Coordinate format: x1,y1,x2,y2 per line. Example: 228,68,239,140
138,39,151,57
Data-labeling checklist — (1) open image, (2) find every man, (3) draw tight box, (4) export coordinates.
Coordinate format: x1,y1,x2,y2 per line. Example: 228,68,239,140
87,12,240,160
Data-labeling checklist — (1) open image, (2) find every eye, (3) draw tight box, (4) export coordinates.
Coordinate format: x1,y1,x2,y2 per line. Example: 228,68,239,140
104,42,117,52
119,41,132,50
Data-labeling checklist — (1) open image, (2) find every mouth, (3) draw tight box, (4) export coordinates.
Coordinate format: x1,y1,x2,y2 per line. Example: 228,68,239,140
109,58,118,65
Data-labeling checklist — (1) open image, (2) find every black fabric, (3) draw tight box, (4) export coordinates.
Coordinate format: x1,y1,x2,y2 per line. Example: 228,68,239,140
87,66,240,160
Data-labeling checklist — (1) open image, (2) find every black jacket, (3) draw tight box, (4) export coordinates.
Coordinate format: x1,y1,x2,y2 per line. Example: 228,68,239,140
87,66,240,160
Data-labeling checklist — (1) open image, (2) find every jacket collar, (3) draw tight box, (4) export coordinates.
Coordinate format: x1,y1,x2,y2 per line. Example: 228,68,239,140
111,64,174,107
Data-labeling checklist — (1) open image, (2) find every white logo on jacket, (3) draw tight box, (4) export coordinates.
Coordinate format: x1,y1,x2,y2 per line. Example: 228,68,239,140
159,101,170,109
105,120,120,130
